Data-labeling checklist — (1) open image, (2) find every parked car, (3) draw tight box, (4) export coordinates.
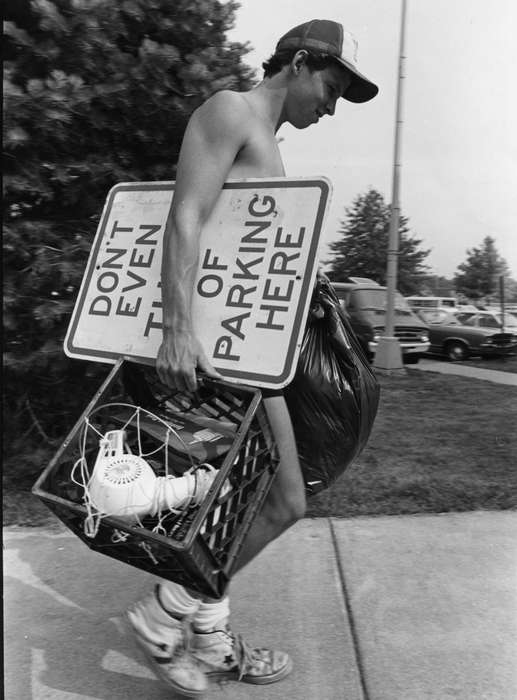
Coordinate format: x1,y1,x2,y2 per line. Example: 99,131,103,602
454,310,517,332
416,309,517,361
333,278,430,364
455,304,479,313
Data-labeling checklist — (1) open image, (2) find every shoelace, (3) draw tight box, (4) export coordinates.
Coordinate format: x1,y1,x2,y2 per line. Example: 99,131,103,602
230,631,261,681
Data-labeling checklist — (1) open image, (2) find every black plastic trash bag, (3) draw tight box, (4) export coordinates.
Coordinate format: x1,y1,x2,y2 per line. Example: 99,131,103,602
284,278,380,496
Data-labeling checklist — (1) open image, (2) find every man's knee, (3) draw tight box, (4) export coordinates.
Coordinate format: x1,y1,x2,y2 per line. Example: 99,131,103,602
286,492,306,524
265,485,306,529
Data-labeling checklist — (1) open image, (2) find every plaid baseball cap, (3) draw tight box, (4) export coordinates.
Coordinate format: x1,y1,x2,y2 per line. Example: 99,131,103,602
276,19,378,103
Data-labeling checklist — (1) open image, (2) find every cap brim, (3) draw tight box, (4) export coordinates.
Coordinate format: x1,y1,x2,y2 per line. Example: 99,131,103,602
332,56,379,103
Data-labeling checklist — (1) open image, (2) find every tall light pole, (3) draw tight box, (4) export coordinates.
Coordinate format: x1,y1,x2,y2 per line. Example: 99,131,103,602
374,0,408,370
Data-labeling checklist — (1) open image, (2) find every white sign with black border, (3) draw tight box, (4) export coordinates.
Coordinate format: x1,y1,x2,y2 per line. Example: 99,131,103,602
65,178,331,388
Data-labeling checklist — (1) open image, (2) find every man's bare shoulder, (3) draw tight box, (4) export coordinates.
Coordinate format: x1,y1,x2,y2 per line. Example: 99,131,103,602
183,89,282,178
193,89,255,126
203,89,254,111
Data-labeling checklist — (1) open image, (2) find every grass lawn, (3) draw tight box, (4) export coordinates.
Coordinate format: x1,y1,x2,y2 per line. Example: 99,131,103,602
4,369,517,527
307,369,517,517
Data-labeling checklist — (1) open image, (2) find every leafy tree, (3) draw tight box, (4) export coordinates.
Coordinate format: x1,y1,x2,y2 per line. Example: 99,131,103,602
502,278,517,304
419,275,455,297
454,236,511,302
326,189,430,294
3,0,254,474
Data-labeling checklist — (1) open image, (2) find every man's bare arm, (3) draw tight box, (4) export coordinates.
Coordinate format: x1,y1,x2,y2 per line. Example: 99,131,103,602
156,92,249,391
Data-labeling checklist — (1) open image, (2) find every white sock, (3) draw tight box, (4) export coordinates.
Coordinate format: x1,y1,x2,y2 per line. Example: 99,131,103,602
158,582,201,618
193,596,230,632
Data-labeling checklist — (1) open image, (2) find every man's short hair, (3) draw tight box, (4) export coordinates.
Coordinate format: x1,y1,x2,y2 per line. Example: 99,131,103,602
262,49,339,78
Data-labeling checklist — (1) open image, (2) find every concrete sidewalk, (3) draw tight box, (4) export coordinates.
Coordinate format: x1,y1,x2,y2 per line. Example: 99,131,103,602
415,358,517,386
4,512,516,700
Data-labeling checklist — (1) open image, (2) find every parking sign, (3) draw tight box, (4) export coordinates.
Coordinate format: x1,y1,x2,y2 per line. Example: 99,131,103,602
65,178,331,388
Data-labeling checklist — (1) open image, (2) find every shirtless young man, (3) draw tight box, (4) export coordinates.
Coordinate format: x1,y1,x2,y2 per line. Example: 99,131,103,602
127,19,378,697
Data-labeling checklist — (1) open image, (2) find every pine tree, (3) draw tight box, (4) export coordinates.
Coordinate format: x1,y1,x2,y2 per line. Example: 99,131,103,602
454,236,510,302
3,0,254,474
419,275,455,297
326,189,430,295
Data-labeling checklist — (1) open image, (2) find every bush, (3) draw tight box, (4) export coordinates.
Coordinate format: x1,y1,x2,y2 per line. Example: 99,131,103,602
3,0,254,472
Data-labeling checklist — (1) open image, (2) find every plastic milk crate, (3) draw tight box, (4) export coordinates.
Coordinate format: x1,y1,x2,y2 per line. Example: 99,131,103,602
33,359,280,598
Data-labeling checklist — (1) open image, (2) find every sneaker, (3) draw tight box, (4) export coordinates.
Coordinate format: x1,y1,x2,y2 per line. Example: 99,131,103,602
127,586,207,697
192,625,293,685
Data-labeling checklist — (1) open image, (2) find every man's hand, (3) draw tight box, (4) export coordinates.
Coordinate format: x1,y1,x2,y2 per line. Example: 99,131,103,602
156,331,222,393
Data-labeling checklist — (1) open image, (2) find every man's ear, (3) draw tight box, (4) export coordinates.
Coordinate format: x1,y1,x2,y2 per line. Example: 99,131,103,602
291,50,309,75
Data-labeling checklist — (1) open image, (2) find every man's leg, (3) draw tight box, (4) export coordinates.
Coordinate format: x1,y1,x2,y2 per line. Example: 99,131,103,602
126,583,207,697
129,395,303,689
233,393,306,571
189,395,302,683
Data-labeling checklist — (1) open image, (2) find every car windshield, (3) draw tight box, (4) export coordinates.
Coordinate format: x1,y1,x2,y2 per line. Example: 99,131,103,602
454,312,477,325
355,290,413,315
417,309,458,325
477,315,501,329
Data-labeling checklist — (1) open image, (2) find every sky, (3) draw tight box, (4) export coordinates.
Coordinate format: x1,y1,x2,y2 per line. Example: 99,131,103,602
227,0,517,279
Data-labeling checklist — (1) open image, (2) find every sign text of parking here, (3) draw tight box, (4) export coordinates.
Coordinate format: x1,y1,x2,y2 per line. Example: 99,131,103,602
197,194,305,363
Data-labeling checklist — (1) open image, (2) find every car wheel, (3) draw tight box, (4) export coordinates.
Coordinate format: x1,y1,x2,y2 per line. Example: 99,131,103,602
445,341,469,361
404,355,419,365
